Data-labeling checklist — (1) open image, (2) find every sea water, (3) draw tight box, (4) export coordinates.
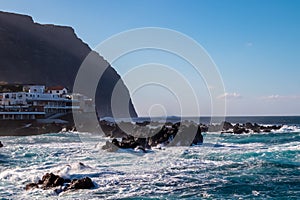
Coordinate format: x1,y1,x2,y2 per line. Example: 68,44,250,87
0,117,299,199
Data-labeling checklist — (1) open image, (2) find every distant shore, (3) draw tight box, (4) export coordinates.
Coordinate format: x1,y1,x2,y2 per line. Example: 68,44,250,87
1,115,300,137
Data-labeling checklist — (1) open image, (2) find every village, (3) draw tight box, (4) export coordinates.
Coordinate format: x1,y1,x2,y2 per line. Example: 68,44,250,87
0,84,94,121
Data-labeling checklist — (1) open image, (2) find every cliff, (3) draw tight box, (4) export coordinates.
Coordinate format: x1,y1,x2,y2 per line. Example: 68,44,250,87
0,11,137,118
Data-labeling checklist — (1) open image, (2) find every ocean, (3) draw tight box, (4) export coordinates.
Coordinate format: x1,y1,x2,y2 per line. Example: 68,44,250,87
0,116,299,199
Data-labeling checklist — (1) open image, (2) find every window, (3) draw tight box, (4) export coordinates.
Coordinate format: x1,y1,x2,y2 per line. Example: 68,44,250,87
56,90,59,93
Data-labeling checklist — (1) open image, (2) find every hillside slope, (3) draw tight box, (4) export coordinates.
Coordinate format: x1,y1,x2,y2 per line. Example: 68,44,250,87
0,11,137,118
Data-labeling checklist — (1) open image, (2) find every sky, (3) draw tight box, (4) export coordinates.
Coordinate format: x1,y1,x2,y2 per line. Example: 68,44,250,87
1,0,300,116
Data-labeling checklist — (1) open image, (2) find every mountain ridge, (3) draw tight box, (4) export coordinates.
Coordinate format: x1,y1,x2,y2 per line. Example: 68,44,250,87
0,11,137,118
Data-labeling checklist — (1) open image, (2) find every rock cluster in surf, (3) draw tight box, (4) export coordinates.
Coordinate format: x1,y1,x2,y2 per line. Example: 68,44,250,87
100,120,282,152
220,121,282,134
101,121,203,152
25,164,95,194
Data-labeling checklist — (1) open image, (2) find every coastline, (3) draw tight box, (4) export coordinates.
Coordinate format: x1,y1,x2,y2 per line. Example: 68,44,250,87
0,122,299,199
1,115,300,137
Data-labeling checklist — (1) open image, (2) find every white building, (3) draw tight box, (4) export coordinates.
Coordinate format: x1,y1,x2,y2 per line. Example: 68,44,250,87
0,92,27,106
23,85,45,93
47,86,68,96
0,85,93,120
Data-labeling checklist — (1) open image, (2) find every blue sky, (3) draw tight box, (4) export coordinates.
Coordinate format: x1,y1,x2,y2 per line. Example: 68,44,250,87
1,0,300,116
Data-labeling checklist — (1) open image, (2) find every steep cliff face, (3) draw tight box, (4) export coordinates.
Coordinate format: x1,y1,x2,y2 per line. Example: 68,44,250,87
0,11,137,118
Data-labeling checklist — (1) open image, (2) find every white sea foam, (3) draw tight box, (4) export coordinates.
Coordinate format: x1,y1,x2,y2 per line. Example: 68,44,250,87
274,125,300,133
0,128,299,199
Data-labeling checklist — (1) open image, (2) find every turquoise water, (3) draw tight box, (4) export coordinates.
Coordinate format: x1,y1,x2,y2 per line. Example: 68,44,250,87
0,119,299,199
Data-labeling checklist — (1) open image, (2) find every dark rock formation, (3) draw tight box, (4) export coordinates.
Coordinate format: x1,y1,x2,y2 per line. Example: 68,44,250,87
0,141,3,147
0,11,137,118
102,121,204,152
101,120,283,152
25,172,94,193
192,126,203,145
99,120,116,136
0,120,66,136
25,183,39,190
136,121,151,126
233,123,248,134
222,121,233,130
41,173,65,189
220,121,282,134
102,140,120,152
68,177,94,190
252,123,261,133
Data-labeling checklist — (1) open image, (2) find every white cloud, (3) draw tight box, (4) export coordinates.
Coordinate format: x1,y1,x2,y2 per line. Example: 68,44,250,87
218,92,242,99
261,95,300,101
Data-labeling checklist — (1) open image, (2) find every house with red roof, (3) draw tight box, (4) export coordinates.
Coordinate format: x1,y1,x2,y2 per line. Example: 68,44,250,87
47,86,68,96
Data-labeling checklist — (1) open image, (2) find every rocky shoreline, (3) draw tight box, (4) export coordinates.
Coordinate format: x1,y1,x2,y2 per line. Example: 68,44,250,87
220,121,282,134
100,120,282,152
4,120,283,195
102,122,203,152
0,119,283,152
0,120,72,136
